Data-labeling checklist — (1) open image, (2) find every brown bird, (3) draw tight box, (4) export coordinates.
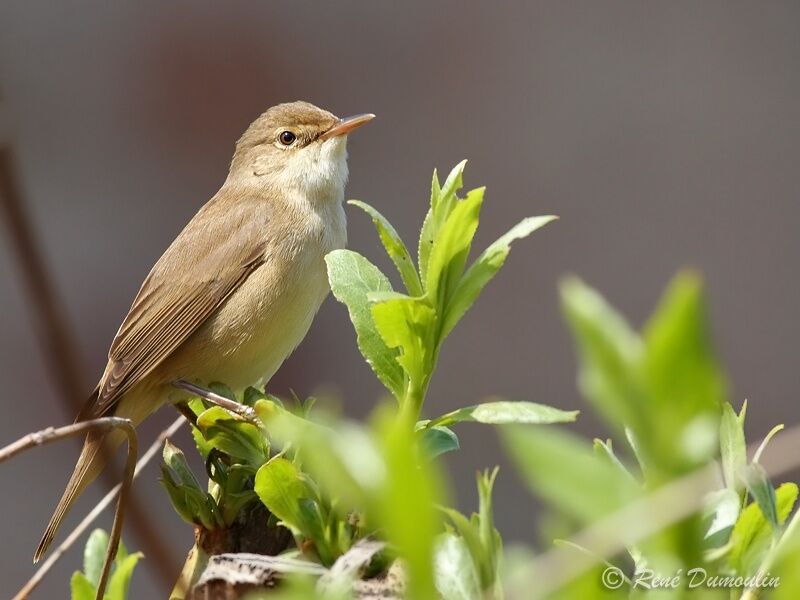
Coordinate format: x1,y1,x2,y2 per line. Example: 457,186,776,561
35,101,374,561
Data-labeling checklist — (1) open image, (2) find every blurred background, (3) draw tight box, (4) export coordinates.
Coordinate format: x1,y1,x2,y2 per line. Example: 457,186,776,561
1,1,799,596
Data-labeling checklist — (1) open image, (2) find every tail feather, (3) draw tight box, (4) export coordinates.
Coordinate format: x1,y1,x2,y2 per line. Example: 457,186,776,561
34,430,107,562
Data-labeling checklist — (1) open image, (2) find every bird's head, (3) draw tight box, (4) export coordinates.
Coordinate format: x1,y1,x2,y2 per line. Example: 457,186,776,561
229,101,374,198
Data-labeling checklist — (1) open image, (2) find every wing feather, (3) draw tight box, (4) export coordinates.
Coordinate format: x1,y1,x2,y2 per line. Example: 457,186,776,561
78,194,271,420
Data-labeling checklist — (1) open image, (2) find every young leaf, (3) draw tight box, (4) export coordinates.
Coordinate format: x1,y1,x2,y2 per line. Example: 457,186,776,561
325,249,404,398
370,292,436,388
720,401,747,491
418,425,460,459
160,441,219,528
425,187,484,311
476,468,502,591
70,572,95,600
348,200,422,296
502,425,640,522
434,534,482,600
592,439,639,485
429,400,578,428
742,463,779,531
703,488,740,547
254,457,320,537
419,161,466,282
83,528,110,588
729,482,798,574
107,551,144,600
559,277,645,444
641,271,726,470
195,406,269,468
441,215,557,339
162,440,204,492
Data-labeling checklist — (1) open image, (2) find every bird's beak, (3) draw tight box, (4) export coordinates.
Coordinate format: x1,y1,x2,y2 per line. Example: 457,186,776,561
320,113,375,140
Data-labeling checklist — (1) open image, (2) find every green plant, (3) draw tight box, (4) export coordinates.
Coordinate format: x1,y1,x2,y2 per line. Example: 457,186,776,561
133,160,800,600
70,529,142,600
500,274,800,598
326,160,559,426
154,162,571,599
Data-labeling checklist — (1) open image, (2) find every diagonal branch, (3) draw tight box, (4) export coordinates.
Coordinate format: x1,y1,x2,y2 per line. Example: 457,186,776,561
0,417,138,600
0,141,178,585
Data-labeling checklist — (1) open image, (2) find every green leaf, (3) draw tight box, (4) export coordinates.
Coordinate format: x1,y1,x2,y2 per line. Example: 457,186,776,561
196,406,269,467
476,468,502,590
559,276,645,445
501,425,640,522
429,400,578,428
441,215,557,339
720,401,747,491
729,482,798,574
418,425,460,459
162,440,204,492
107,551,143,600
592,439,638,485
349,200,422,296
254,457,334,563
160,441,219,528
325,249,404,397
425,187,484,312
434,534,482,600
419,162,466,283
70,572,96,600
641,271,726,469
703,488,740,548
255,457,318,534
742,463,779,531
370,292,436,387
561,273,726,483
83,528,109,587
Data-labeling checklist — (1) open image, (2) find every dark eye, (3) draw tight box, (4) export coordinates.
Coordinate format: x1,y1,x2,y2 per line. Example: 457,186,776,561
279,131,296,145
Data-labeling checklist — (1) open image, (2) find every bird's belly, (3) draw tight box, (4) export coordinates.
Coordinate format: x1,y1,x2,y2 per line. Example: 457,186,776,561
162,250,331,394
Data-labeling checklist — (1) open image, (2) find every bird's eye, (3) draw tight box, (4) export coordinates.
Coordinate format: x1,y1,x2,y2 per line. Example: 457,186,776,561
279,131,296,146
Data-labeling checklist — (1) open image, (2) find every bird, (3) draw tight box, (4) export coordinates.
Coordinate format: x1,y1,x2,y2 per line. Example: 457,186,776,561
35,101,374,562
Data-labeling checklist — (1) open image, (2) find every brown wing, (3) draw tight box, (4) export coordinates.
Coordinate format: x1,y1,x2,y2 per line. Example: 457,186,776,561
78,193,271,420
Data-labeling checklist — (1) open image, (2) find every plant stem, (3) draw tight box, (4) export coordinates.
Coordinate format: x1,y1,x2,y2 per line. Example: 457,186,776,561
402,379,428,424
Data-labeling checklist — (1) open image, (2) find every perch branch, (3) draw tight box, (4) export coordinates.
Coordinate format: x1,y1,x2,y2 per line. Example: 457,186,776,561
0,418,137,600
12,417,184,600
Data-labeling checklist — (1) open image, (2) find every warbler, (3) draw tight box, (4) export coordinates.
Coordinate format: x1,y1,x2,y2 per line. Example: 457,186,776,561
35,101,374,561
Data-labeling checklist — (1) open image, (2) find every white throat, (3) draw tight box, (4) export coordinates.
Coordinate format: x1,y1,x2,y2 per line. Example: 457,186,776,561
277,136,349,204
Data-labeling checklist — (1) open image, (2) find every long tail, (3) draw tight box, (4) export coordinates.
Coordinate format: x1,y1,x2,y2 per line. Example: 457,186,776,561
34,427,111,562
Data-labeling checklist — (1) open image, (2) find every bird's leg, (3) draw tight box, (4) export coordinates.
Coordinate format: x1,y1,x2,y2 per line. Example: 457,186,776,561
172,379,260,424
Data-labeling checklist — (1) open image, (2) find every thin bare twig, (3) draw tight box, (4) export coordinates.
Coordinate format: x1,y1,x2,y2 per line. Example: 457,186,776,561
14,417,185,600
0,418,137,600
173,379,260,424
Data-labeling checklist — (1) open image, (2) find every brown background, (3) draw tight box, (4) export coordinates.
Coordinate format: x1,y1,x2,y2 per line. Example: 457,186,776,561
1,2,799,597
